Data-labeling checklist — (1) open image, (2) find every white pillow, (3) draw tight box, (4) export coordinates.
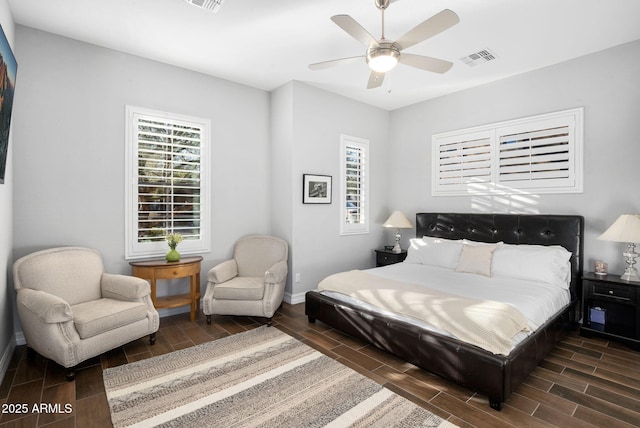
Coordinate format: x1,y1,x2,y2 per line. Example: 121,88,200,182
455,244,499,277
492,244,572,289
404,236,463,269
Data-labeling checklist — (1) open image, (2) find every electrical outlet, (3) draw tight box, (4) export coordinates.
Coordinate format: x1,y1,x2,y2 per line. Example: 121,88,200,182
295,273,301,283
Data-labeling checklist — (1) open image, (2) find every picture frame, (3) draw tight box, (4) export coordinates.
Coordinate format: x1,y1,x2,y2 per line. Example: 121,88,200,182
0,23,17,185
303,174,332,204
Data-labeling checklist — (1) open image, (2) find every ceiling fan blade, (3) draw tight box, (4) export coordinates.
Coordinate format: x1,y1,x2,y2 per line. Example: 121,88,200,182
367,71,385,89
395,9,460,51
331,15,380,48
400,53,453,74
308,56,365,71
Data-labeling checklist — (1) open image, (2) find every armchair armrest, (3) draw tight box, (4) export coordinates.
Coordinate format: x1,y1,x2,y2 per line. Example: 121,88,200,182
207,259,238,284
17,288,73,324
101,273,151,301
265,260,288,284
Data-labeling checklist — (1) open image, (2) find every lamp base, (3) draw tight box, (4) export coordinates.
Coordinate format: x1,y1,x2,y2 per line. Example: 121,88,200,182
391,233,401,253
621,243,640,282
620,269,640,282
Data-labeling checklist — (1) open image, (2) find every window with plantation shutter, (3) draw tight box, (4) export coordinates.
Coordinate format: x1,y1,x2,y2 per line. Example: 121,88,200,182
432,108,583,196
340,135,369,235
125,106,211,259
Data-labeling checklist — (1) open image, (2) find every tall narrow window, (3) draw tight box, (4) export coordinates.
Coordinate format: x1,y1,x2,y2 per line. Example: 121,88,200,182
340,135,369,235
125,106,210,259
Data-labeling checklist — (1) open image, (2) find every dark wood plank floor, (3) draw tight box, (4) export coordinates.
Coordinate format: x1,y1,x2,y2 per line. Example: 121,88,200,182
1,302,639,427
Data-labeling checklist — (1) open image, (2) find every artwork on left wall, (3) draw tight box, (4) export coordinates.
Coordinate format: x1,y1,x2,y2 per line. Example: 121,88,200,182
0,22,17,184
303,174,332,204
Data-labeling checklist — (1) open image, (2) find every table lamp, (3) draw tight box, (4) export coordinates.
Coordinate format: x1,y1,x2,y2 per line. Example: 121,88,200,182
383,211,412,253
598,214,640,282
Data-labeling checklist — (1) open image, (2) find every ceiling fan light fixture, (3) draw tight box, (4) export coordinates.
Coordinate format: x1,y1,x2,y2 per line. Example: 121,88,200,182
367,45,400,73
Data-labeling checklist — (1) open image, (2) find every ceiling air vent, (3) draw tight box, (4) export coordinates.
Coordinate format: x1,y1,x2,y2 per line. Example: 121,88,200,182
460,49,497,67
183,0,224,13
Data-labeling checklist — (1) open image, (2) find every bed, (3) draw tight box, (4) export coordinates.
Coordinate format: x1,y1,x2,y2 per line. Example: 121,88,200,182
305,213,584,410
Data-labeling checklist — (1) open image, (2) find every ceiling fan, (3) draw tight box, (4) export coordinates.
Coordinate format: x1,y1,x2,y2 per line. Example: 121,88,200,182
309,0,460,89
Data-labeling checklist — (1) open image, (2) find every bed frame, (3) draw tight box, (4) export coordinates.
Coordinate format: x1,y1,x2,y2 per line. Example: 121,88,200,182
305,213,584,410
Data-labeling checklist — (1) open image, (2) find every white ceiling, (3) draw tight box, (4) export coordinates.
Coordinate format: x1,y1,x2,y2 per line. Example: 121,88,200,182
8,0,640,110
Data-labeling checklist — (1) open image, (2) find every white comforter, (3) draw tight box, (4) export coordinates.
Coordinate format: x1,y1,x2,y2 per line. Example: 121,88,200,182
318,262,570,354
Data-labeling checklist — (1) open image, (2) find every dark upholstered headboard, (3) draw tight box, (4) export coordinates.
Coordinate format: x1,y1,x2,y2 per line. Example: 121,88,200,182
416,213,584,302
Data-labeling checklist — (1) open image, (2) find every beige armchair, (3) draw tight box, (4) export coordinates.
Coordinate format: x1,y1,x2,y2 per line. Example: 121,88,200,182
203,236,288,325
13,247,159,379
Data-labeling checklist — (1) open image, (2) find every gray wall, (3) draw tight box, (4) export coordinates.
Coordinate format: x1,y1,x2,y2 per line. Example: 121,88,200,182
11,26,272,302
272,81,390,302
389,39,640,274
0,0,15,383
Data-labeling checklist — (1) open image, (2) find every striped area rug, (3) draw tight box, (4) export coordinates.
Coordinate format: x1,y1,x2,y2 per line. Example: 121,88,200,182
103,326,456,427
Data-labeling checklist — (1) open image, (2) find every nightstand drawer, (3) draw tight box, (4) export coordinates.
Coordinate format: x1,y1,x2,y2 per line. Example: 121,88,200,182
592,283,635,301
375,250,407,267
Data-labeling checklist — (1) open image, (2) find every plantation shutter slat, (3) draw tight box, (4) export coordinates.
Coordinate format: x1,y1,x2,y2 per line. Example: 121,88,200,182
340,135,369,236
498,126,571,183
345,145,365,225
436,137,492,188
135,116,203,243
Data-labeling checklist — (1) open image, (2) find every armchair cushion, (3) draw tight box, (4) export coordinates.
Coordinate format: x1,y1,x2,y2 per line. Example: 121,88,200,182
207,259,238,284
212,277,264,300
101,273,151,300
71,298,149,340
19,288,73,324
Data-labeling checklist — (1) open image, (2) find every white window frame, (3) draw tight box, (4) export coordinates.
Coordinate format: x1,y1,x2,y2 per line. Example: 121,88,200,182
340,134,370,235
125,105,211,259
432,107,583,196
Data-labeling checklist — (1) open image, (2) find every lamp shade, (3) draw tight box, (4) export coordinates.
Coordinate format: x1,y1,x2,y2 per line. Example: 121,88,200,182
383,211,412,229
598,214,640,243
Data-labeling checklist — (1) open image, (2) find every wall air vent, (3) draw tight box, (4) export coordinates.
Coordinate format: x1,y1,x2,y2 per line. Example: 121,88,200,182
183,0,224,13
460,49,497,67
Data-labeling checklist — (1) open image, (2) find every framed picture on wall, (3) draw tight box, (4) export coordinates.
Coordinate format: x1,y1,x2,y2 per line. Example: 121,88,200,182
303,174,332,204
0,23,17,185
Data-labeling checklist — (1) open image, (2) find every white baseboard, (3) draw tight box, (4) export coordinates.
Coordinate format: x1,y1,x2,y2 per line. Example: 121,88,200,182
0,335,17,386
284,291,306,305
15,331,25,346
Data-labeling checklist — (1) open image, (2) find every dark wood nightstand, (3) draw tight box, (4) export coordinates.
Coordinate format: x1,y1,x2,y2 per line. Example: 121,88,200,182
579,272,640,350
375,249,407,267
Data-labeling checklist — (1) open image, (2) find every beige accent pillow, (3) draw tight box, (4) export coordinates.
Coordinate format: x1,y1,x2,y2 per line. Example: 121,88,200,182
455,244,499,277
